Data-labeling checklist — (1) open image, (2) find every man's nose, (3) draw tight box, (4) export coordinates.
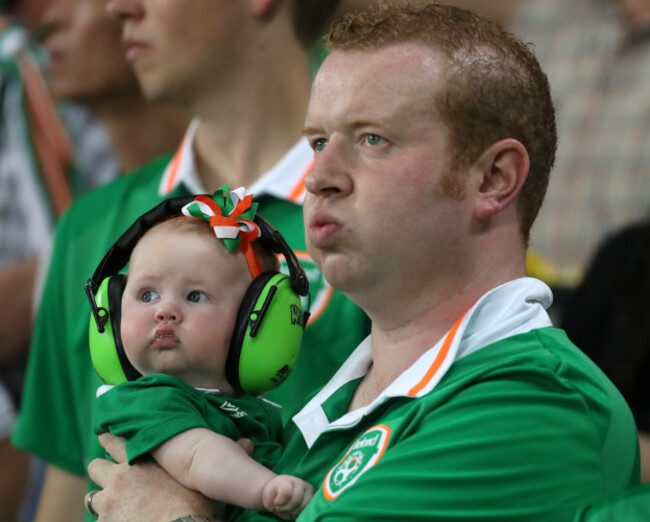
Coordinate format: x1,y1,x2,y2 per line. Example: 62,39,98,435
304,138,353,198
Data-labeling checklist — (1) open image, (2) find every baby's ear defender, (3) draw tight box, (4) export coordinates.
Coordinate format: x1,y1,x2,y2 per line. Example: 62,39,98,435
225,214,310,395
85,196,195,386
85,274,141,385
85,194,310,395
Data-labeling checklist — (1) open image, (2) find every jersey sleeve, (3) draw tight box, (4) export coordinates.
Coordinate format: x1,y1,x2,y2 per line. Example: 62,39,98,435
93,375,240,464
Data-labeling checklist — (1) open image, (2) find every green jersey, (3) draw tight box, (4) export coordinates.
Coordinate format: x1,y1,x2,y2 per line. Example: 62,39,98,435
236,279,639,522
13,154,174,479
572,482,650,522
12,124,369,521
93,374,282,469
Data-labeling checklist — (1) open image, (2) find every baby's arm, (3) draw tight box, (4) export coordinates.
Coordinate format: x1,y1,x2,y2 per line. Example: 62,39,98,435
151,427,313,519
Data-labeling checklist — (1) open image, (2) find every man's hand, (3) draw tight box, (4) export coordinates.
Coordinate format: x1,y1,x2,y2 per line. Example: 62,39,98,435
87,433,221,521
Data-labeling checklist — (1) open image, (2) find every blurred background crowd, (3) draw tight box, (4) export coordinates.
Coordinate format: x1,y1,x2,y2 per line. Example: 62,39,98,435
1,0,648,520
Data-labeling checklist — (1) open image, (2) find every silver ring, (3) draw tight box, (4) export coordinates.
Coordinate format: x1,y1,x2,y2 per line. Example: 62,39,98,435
84,489,100,517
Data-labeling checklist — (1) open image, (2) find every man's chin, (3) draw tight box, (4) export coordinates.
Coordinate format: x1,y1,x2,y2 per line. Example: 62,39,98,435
317,257,358,295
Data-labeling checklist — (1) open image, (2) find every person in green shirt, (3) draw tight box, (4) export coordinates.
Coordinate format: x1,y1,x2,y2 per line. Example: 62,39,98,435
90,189,316,521
87,2,639,521
12,1,370,521
2,0,186,517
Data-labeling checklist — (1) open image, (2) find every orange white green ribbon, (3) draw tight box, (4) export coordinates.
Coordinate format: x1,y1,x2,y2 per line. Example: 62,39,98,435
181,186,263,278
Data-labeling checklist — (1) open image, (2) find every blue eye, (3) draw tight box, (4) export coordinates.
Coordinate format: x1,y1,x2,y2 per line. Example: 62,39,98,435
364,134,386,147
141,290,159,303
313,138,328,152
187,291,208,303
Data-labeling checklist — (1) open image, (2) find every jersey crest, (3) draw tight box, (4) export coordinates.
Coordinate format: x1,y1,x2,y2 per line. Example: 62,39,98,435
323,424,392,500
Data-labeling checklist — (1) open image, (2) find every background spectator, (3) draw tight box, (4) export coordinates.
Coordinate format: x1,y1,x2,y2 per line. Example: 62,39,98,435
1,0,187,518
11,1,370,521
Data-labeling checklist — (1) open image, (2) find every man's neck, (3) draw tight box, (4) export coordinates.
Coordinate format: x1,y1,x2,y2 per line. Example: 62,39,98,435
90,97,190,173
349,238,527,410
190,48,311,191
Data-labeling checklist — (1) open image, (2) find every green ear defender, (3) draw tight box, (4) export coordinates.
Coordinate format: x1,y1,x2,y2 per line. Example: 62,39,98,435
87,275,141,384
227,272,305,395
85,195,310,395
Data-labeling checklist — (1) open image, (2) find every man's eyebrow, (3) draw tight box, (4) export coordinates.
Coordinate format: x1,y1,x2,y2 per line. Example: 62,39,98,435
301,126,321,136
354,119,384,129
302,120,386,136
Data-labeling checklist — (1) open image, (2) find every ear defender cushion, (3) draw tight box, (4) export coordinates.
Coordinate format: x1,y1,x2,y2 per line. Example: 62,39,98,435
227,272,305,395
88,275,141,385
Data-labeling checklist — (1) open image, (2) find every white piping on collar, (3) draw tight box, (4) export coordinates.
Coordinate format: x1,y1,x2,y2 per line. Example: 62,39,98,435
96,384,114,397
158,119,202,197
293,277,553,448
248,139,314,203
158,118,314,203
96,382,222,397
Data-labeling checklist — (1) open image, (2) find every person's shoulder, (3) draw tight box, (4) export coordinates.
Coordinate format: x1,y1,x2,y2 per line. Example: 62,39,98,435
58,153,173,230
489,326,612,385
445,326,636,439
510,328,636,424
531,326,607,375
76,153,172,205
448,326,617,398
100,375,200,409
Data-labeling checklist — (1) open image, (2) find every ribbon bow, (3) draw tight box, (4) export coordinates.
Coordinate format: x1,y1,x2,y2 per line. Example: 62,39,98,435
181,186,263,277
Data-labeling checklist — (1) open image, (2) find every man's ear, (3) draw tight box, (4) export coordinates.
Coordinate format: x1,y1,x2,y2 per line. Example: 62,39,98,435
249,0,279,18
473,139,529,220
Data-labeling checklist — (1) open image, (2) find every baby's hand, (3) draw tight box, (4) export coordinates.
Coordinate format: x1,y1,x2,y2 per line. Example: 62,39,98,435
262,474,315,520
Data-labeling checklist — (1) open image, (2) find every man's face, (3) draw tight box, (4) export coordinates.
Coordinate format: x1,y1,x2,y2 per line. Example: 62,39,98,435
302,43,474,309
106,0,250,106
41,0,138,102
8,0,52,30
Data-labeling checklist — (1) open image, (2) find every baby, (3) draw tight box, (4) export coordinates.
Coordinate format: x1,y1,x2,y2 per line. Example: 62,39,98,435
91,188,313,520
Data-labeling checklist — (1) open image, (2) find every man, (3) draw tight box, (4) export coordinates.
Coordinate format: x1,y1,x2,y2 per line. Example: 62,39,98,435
88,2,639,521
11,1,369,521
1,0,186,518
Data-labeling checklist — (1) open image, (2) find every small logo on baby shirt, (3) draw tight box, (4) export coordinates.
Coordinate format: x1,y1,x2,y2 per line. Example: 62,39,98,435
323,424,392,500
219,400,247,419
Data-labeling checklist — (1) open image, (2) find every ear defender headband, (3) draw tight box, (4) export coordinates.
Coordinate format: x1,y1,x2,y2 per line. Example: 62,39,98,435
85,187,310,396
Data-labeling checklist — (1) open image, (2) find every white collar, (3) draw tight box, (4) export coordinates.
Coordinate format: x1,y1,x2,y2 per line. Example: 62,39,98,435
158,118,314,203
96,381,222,397
293,277,553,447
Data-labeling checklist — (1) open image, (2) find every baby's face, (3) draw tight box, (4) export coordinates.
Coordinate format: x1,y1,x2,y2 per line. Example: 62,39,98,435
121,223,251,390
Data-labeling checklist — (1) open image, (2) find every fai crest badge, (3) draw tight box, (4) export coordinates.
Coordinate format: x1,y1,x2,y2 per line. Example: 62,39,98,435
323,424,392,500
